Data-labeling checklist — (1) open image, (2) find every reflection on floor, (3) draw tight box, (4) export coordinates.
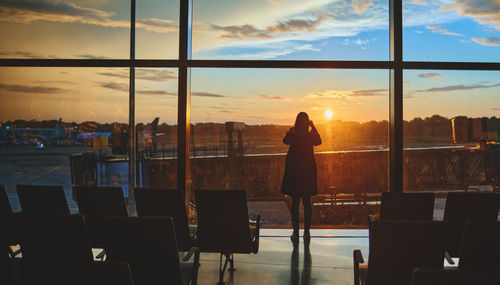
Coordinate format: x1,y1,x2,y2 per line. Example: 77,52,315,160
197,229,368,285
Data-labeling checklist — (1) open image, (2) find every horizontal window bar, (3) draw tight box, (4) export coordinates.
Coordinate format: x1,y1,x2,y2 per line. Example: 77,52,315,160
1,59,500,71
403,61,500,70
189,60,393,69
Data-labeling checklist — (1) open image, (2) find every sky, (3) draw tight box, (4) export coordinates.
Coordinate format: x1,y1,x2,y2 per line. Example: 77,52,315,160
0,0,499,125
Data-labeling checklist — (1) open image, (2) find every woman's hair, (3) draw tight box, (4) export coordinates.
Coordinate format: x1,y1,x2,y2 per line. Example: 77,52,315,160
294,112,309,133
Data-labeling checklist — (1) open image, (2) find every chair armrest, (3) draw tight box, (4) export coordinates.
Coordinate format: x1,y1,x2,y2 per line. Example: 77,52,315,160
183,247,200,262
353,249,365,285
249,213,260,224
95,249,106,261
444,251,455,265
368,214,377,226
8,245,21,258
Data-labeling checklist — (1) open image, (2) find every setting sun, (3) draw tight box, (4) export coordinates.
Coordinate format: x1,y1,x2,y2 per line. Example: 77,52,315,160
324,109,333,120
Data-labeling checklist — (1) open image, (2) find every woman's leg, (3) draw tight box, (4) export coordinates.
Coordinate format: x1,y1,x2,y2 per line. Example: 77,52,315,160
302,196,312,233
291,196,300,235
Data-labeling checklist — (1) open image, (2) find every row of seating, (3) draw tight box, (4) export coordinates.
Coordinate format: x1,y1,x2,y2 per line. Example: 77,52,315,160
1,184,261,285
354,192,500,285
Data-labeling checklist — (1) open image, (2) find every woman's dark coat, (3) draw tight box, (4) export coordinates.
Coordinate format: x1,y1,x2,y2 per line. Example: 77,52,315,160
281,127,322,197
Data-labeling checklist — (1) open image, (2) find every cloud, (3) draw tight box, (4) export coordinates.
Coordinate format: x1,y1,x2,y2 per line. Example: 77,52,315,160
257,94,285,100
0,0,177,33
425,25,464,36
471,37,500,46
0,82,67,94
191,92,227,98
136,90,176,96
100,82,128,92
418,73,444,79
265,0,282,4
491,108,500,111
305,88,387,100
415,30,423,34
265,14,330,34
416,82,500,93
343,38,372,46
211,24,273,40
75,54,110,59
351,0,375,15
99,69,177,82
441,0,500,30
211,13,330,40
100,81,177,96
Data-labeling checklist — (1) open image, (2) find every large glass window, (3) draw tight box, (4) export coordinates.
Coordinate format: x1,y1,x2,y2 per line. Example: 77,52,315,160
403,0,500,62
136,68,178,188
190,68,388,228
0,67,130,212
136,0,179,59
403,70,500,216
0,0,130,59
192,0,389,60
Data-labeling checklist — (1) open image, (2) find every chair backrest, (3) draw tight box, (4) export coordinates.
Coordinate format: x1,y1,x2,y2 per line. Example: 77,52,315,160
135,187,192,251
96,216,184,285
195,189,252,253
1,185,17,246
459,221,500,270
15,213,93,262
21,261,134,285
74,186,128,247
443,192,499,257
366,220,448,285
379,192,435,220
16,184,69,214
411,268,500,285
1,185,13,217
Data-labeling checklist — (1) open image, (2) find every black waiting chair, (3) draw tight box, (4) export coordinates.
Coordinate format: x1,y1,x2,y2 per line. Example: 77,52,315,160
1,185,21,258
378,192,435,220
16,184,69,214
15,213,93,263
367,193,436,263
96,216,200,285
21,261,135,285
458,221,500,270
135,187,196,251
194,189,260,285
443,192,499,258
411,268,500,285
74,186,128,248
353,220,448,285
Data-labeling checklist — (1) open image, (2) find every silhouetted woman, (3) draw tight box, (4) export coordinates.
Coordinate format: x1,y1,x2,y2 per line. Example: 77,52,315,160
281,112,322,242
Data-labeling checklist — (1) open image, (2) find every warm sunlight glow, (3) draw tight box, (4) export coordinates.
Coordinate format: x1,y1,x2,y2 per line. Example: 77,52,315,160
324,109,333,120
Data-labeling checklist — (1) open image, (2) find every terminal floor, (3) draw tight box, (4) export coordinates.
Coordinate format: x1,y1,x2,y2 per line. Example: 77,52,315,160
194,229,368,285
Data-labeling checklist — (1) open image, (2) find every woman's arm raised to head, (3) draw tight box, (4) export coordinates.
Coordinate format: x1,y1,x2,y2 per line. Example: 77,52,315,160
283,127,294,145
310,122,322,146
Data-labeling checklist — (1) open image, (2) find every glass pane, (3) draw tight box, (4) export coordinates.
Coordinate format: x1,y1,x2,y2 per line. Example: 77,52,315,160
136,68,178,188
190,68,389,228
0,1,130,59
0,67,130,213
192,0,389,60
403,0,500,62
136,0,179,59
403,70,500,218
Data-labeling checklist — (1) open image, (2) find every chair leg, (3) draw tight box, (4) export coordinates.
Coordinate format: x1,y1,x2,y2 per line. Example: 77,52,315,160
228,253,236,272
218,253,231,285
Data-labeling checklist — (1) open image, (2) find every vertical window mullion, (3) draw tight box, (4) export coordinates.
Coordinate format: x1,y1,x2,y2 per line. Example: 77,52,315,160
129,0,137,207
389,0,403,192
177,0,193,200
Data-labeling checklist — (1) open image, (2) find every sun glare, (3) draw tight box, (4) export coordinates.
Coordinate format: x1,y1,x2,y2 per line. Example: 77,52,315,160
324,109,333,120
